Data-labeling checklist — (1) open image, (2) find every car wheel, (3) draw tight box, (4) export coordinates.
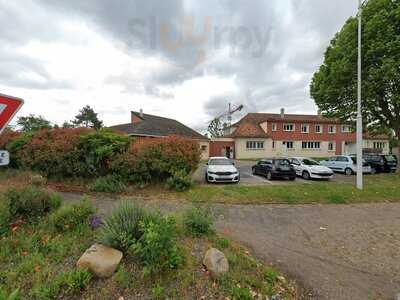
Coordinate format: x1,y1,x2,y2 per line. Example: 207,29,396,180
370,168,376,174
344,168,353,176
266,171,273,180
302,171,311,180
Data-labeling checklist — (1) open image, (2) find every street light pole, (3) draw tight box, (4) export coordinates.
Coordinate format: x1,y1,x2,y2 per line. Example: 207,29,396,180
356,0,363,190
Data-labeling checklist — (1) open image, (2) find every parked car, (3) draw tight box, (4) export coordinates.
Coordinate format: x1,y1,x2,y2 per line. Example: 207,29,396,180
252,158,296,180
320,155,371,175
288,157,334,180
205,156,240,183
361,154,398,173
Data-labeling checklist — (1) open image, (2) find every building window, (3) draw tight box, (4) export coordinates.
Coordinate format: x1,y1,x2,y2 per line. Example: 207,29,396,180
272,123,277,131
373,142,386,149
301,124,309,133
283,124,294,132
283,141,294,149
315,124,323,133
302,141,321,149
328,125,336,134
272,141,275,149
328,141,335,151
246,141,264,150
201,145,207,151
341,125,351,133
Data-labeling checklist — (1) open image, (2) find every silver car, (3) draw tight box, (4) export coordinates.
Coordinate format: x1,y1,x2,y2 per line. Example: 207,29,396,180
205,157,240,183
320,155,371,175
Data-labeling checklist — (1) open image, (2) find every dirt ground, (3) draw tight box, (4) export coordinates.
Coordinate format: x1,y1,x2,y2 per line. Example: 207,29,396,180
61,193,400,300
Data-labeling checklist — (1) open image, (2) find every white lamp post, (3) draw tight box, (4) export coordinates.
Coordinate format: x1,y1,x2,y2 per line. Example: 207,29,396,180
356,0,367,190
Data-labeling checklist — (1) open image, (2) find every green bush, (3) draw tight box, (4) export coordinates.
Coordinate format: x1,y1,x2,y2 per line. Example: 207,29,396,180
132,214,183,275
77,129,130,176
0,199,11,235
89,175,126,193
5,186,61,220
98,201,146,252
49,199,95,232
183,206,214,237
166,170,193,192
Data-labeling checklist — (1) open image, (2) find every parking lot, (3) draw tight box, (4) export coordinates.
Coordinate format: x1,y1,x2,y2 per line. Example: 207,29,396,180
193,160,358,185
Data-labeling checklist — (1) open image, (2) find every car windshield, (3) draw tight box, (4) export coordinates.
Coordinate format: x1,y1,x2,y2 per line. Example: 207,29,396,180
301,158,320,166
384,155,397,162
209,159,232,166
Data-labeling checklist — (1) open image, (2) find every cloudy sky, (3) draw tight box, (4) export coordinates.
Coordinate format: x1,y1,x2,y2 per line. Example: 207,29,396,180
1,0,358,132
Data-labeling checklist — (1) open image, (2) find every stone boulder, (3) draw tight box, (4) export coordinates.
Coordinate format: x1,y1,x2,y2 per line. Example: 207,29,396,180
203,248,229,277
77,243,123,278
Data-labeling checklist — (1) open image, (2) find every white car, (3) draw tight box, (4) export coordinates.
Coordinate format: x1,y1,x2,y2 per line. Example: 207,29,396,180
205,157,240,183
288,157,334,180
320,155,372,175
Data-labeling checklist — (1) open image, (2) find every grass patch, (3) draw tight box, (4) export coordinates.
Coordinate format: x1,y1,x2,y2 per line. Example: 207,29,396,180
184,174,400,204
0,190,298,299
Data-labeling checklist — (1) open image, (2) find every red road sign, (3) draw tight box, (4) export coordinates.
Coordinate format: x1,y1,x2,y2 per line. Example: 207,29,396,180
0,93,24,134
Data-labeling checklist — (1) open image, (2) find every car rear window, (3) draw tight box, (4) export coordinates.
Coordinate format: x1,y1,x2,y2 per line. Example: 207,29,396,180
275,159,290,166
384,155,397,162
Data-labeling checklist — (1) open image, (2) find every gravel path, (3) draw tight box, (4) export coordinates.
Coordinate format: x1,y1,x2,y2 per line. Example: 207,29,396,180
61,192,400,300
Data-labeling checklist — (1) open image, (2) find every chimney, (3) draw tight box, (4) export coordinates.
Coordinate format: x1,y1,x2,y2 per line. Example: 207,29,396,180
131,111,142,124
140,108,144,118
280,108,285,119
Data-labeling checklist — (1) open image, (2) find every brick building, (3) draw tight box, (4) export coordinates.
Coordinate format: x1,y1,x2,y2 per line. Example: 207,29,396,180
210,109,390,159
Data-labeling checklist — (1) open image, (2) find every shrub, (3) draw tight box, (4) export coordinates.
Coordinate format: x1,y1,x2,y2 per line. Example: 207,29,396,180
1,131,32,168
89,175,126,193
5,186,62,219
49,199,95,232
183,206,214,237
132,214,183,275
166,170,193,192
113,265,131,288
77,129,130,176
18,128,90,177
0,199,11,235
110,136,201,185
98,201,146,252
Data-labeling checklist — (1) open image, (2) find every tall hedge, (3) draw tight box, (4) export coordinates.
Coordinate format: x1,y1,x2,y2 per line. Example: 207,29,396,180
0,129,201,183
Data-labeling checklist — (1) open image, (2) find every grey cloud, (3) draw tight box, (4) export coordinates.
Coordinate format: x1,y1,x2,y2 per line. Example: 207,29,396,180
3,0,357,128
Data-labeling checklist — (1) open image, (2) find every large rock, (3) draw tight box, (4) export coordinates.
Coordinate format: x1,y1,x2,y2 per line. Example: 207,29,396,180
77,243,123,278
203,248,229,277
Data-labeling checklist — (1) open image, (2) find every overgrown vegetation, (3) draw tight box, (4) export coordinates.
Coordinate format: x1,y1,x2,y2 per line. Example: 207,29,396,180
166,170,193,192
49,199,95,232
1,128,200,186
183,206,214,237
0,187,297,299
98,201,146,252
89,175,126,193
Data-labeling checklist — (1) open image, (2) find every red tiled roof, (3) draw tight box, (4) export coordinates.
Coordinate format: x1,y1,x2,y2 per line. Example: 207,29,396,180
231,113,341,127
228,122,268,138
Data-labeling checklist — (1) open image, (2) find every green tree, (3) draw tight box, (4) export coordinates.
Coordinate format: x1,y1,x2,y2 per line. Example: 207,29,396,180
207,118,227,138
17,114,52,132
310,0,400,139
72,105,103,129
